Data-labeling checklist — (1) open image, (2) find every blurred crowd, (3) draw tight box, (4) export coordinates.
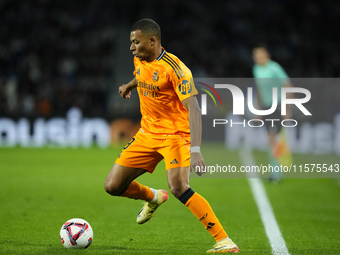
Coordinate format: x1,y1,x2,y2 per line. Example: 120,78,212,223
0,0,121,117
0,0,339,118
158,0,340,78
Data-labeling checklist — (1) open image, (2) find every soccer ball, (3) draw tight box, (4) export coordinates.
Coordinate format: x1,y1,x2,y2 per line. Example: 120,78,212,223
60,218,93,249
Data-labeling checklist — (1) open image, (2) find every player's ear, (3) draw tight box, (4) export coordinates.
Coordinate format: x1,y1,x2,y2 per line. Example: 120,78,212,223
149,36,156,46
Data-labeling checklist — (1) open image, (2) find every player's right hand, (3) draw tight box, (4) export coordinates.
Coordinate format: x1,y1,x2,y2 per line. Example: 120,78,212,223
119,84,132,99
191,152,206,176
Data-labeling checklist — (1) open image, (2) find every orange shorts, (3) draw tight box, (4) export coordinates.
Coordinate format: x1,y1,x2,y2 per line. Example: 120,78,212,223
115,129,191,173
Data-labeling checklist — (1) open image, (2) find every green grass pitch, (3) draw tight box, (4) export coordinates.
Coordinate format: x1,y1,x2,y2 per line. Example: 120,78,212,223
0,145,339,254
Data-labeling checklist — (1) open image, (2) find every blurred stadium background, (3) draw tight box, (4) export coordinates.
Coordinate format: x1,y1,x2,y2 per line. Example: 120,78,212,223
0,0,340,148
1,1,340,254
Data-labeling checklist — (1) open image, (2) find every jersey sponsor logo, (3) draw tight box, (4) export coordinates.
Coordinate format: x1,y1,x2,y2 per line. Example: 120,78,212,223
136,68,140,75
152,71,159,82
178,80,192,95
136,79,160,91
136,79,161,98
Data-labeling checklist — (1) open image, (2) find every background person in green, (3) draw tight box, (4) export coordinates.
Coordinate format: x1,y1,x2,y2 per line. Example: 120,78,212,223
252,44,293,182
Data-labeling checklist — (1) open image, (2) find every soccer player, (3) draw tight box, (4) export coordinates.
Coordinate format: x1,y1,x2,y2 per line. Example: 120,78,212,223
252,44,292,182
104,19,240,253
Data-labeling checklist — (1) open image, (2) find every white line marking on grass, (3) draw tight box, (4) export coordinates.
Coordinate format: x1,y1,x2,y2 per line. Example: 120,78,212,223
239,146,290,255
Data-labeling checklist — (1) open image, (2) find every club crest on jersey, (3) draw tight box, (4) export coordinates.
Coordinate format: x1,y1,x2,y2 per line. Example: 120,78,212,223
152,71,159,82
178,80,192,95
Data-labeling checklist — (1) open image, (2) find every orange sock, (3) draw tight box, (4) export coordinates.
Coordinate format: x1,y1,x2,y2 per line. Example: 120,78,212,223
119,180,155,202
179,188,228,242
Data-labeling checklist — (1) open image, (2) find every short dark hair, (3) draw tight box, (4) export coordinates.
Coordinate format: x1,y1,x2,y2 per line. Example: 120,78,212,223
253,43,269,52
131,18,161,40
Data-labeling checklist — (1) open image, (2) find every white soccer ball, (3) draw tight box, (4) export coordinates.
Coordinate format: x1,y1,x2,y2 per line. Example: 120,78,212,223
60,218,93,249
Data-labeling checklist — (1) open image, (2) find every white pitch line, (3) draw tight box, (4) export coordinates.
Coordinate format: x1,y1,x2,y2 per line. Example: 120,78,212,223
239,146,290,255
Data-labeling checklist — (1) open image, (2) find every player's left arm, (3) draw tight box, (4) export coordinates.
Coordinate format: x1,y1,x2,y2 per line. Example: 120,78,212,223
182,96,206,176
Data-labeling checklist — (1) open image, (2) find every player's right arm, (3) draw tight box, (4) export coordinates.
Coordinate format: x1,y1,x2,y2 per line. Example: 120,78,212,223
119,77,137,99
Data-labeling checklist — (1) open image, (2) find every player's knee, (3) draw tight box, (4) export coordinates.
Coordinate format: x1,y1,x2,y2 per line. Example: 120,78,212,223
169,184,189,199
104,179,121,196
170,188,181,199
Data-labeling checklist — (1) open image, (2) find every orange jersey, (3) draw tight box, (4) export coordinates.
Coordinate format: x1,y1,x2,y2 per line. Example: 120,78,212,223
133,48,198,135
